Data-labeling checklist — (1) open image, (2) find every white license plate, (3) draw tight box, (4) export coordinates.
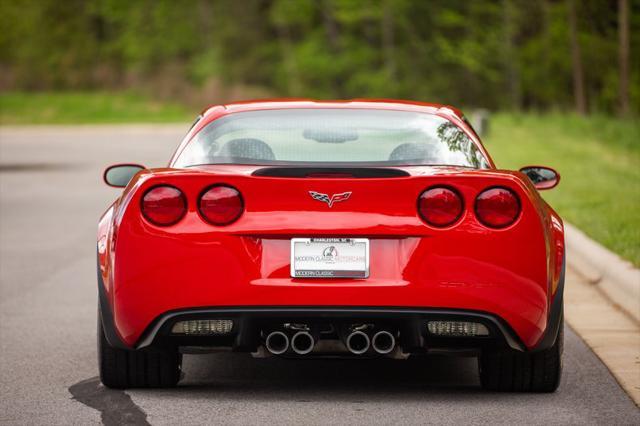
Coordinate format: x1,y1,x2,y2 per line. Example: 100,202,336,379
290,238,369,278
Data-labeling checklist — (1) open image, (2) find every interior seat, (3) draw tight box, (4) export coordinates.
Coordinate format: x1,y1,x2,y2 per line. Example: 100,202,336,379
219,138,276,161
388,142,440,163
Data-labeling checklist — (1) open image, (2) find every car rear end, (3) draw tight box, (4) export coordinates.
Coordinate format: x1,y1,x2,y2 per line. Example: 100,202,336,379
97,102,564,391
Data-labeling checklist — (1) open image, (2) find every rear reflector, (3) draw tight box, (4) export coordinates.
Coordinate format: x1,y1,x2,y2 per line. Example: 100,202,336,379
418,186,463,227
427,321,489,337
141,185,187,226
475,187,520,228
198,185,244,225
171,319,233,335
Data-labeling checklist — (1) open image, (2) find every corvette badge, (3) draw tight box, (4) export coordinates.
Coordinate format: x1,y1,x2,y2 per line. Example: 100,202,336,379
309,191,352,208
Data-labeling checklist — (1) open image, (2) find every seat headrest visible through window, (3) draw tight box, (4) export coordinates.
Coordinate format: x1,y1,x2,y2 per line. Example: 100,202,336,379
388,142,440,163
219,138,276,161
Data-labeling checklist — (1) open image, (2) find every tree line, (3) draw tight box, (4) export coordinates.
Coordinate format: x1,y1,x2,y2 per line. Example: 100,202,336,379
0,0,637,115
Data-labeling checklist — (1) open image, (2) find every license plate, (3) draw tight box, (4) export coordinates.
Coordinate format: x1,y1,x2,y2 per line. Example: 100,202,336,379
290,238,369,278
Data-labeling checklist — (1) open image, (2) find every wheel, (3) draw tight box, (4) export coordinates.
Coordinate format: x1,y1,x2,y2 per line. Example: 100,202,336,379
98,311,181,389
479,321,563,392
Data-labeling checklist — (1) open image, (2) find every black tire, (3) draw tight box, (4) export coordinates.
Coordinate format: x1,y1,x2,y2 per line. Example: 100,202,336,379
98,312,181,389
479,321,563,392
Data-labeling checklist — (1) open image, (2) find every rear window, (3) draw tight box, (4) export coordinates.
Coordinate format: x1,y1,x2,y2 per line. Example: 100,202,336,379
173,109,489,168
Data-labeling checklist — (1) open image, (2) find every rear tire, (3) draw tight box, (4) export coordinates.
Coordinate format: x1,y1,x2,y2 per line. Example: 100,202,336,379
98,312,181,389
479,321,563,392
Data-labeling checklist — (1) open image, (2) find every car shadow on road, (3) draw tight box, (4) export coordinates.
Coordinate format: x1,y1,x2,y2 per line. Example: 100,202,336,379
175,353,483,399
69,353,487,426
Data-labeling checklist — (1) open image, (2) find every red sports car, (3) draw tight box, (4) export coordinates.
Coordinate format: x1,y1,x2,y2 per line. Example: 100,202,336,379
98,100,564,392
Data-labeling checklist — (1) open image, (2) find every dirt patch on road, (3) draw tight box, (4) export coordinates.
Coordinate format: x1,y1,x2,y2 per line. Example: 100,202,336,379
69,377,149,426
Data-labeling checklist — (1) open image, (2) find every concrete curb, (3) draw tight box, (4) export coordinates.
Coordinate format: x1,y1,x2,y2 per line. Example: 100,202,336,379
565,223,640,323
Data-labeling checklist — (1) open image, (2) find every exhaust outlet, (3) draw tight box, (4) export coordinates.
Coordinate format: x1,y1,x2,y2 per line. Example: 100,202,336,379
372,330,396,354
346,330,370,355
291,331,315,355
265,331,289,355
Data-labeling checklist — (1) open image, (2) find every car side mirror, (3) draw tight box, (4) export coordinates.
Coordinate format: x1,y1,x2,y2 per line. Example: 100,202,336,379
519,166,560,190
103,164,145,188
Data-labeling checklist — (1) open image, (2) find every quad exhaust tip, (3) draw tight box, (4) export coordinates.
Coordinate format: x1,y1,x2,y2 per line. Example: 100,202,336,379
291,331,315,355
267,327,395,356
265,331,289,355
372,330,396,354
346,330,370,354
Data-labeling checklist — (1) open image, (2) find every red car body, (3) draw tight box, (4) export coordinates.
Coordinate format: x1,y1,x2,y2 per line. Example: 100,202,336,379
98,100,565,391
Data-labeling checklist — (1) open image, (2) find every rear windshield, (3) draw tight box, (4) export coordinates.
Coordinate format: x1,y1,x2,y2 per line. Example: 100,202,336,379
173,109,489,168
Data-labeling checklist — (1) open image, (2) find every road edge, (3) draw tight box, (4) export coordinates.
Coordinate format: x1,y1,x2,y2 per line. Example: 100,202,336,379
564,265,640,406
565,222,640,323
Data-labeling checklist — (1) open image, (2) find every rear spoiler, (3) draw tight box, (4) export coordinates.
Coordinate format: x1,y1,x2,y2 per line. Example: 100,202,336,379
252,167,410,178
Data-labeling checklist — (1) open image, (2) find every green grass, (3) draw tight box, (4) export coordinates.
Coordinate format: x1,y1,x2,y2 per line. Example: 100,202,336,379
486,113,640,266
0,91,194,124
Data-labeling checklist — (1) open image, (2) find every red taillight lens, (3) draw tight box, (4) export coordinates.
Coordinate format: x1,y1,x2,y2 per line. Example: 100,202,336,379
418,187,463,227
198,185,244,225
475,187,521,228
141,185,187,226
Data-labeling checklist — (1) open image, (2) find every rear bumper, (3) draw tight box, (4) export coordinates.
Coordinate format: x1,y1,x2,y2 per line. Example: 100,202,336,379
108,233,555,345
98,256,565,354
134,306,527,352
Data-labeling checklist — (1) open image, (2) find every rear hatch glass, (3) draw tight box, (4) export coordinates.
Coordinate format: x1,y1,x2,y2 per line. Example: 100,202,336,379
174,109,489,169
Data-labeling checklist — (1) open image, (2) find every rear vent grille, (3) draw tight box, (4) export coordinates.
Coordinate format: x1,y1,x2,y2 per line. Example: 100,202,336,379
252,167,410,178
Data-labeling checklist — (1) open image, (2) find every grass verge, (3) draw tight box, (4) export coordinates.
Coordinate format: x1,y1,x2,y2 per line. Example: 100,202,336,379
0,91,194,124
487,113,640,266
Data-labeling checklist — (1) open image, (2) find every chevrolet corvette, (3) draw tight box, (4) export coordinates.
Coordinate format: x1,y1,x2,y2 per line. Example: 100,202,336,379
98,100,564,391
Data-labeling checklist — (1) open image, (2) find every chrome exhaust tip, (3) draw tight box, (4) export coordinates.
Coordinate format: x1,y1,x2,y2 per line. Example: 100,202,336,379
291,331,315,355
372,330,396,354
346,330,370,355
265,331,289,355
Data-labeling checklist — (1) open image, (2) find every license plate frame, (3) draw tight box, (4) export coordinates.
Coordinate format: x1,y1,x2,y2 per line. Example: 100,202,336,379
290,238,370,279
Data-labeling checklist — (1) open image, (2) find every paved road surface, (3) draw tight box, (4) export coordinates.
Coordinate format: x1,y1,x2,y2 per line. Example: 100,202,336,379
1,126,638,425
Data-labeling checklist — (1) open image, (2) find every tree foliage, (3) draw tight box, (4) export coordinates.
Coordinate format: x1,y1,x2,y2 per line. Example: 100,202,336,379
0,0,638,113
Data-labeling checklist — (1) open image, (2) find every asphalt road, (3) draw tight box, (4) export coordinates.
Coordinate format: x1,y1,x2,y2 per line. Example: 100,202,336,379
0,125,638,425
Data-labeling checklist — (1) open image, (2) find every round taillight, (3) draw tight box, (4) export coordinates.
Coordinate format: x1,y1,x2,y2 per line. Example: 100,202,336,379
418,187,464,227
198,185,244,225
475,187,521,228
141,185,187,226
